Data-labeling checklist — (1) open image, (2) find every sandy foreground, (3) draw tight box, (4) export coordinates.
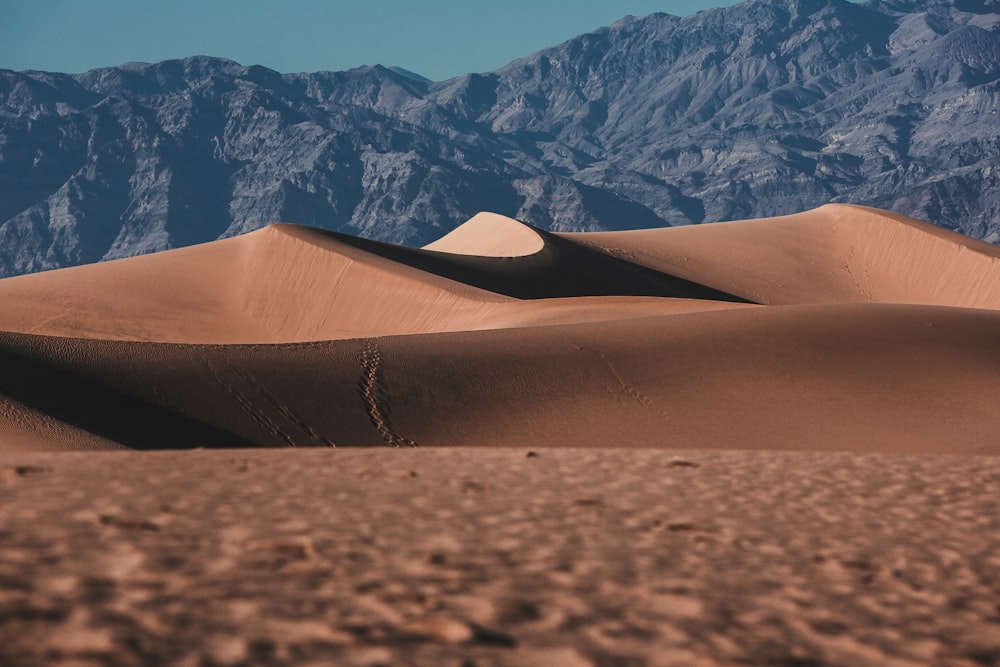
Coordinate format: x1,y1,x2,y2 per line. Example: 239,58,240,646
1,204,1000,664
2,447,999,667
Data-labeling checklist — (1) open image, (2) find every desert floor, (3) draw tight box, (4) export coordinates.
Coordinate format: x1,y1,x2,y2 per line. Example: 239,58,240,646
1,447,999,667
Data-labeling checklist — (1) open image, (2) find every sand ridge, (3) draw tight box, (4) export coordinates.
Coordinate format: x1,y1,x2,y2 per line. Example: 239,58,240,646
563,204,1000,308
0,302,999,454
421,211,546,257
0,220,747,344
4,203,1000,665
0,204,999,453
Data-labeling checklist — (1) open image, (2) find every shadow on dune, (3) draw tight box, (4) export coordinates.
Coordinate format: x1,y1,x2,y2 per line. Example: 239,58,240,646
290,225,753,303
0,337,255,450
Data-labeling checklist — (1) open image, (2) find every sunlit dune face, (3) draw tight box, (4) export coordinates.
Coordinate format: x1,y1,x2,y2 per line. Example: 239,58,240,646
1,204,999,454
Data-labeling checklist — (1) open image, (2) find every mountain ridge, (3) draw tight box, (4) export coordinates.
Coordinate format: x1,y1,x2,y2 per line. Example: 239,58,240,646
0,0,998,276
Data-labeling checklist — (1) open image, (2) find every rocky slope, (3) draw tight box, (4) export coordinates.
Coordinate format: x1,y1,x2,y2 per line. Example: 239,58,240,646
0,0,997,276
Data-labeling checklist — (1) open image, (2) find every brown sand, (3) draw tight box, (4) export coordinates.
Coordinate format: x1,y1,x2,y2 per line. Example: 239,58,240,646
0,204,998,453
2,205,1000,664
422,211,547,256
564,204,1000,307
0,218,746,344
1,302,999,454
1,447,999,666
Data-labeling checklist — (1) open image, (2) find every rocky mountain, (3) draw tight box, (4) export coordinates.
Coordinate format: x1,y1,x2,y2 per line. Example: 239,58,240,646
1,0,998,276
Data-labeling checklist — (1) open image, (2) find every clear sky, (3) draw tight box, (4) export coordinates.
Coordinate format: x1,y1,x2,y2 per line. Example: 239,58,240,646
1,0,741,81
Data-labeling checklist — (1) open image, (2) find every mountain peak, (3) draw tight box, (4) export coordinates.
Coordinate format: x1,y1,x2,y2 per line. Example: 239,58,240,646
386,66,433,84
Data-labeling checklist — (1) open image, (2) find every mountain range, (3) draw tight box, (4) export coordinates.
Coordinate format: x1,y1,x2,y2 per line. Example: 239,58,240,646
0,0,998,276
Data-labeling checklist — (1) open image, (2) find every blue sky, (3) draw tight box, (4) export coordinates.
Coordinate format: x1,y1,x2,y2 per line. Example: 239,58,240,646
1,0,741,81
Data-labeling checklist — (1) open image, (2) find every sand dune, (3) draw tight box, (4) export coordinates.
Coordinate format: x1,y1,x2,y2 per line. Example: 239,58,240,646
1,302,999,454
0,204,998,453
422,211,546,256
4,202,1000,665
564,204,1000,307
0,218,745,344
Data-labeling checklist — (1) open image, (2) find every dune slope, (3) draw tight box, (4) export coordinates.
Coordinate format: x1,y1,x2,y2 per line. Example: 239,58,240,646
0,204,999,453
563,204,1000,307
1,302,998,454
0,217,747,344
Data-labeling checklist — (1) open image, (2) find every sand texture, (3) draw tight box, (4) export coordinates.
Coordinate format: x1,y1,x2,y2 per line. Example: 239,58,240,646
2,204,1000,664
1,447,999,666
1,204,999,454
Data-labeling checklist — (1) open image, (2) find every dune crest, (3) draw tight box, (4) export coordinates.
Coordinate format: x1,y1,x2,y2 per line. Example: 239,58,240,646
0,302,998,454
562,204,1000,308
421,212,546,257
0,219,746,343
1,204,999,454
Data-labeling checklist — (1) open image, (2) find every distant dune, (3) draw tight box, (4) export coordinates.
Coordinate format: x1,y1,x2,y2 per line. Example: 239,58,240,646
1,204,999,454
